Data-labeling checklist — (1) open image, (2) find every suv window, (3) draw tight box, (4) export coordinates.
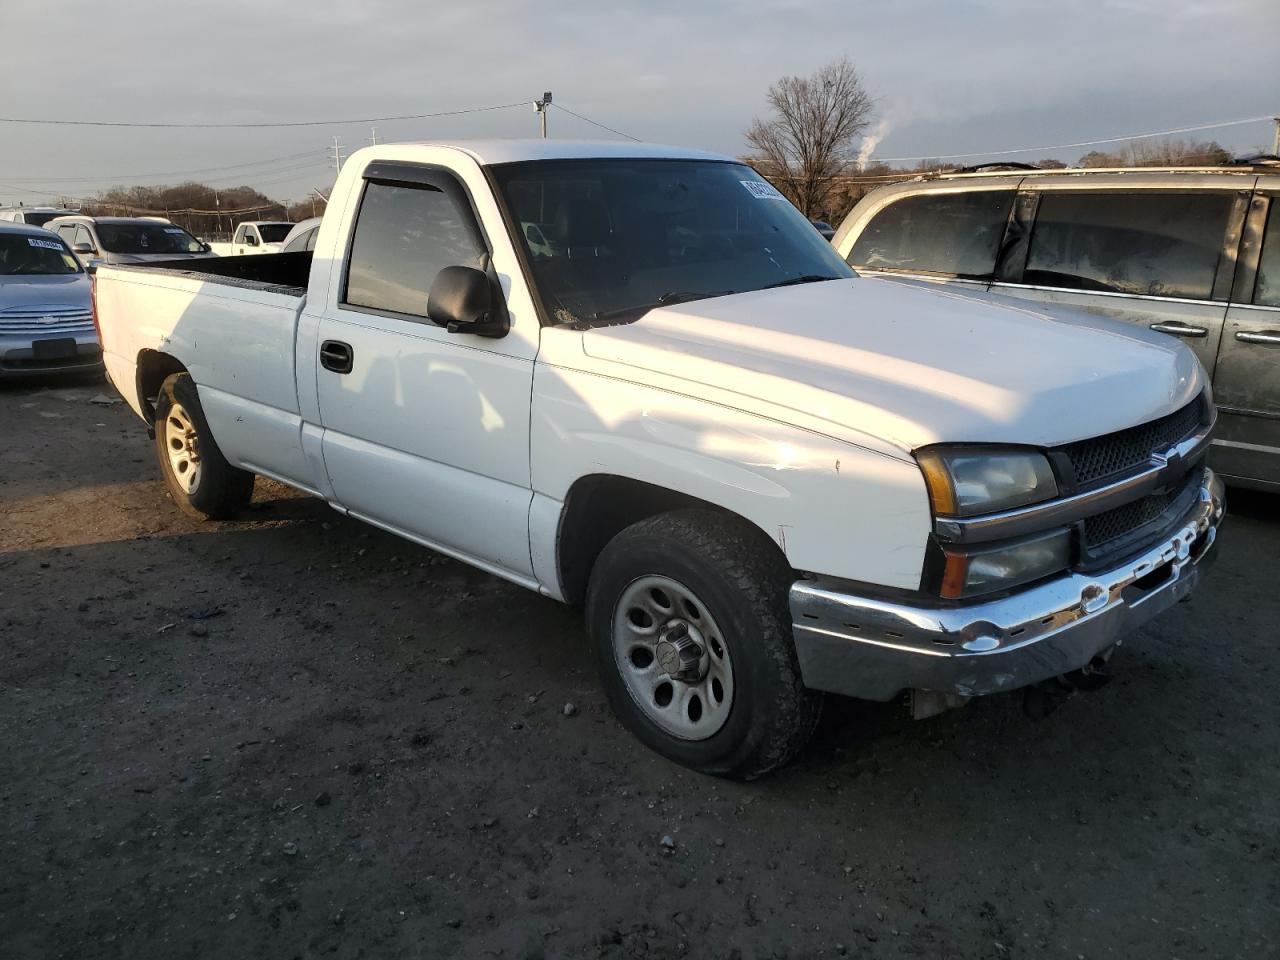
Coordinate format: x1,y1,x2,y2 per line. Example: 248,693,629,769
847,191,1014,279
282,225,318,254
1024,192,1232,300
344,181,485,318
1253,201,1280,308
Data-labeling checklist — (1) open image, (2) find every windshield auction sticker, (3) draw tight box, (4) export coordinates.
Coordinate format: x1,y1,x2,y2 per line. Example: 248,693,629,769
740,180,787,201
27,237,64,251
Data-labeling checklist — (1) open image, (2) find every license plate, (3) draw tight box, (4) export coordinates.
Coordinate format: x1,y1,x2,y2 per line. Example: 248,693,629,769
32,338,77,360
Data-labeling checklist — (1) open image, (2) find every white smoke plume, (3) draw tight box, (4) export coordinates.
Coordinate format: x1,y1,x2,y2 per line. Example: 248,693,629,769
856,118,892,170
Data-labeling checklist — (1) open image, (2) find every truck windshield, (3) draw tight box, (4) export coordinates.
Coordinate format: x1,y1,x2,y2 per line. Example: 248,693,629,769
257,224,292,243
97,223,204,254
491,159,854,325
0,233,81,275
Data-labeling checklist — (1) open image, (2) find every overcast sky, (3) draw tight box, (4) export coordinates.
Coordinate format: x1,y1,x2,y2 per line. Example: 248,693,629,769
1,0,1276,206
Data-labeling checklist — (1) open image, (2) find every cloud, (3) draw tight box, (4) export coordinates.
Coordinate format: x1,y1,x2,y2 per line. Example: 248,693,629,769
0,0,1275,202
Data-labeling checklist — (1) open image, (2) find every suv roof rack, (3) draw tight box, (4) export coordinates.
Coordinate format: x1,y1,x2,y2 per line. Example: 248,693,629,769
949,161,1040,174
1227,153,1280,167
928,163,1272,180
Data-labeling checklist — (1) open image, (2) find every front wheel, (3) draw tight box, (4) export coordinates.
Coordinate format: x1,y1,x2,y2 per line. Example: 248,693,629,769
153,373,254,519
586,509,822,779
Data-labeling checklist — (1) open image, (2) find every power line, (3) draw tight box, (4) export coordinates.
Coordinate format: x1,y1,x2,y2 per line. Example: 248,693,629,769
868,114,1276,164
0,101,529,130
550,103,641,142
0,150,322,184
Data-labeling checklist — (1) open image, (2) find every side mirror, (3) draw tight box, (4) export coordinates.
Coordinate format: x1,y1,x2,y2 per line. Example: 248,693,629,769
85,258,104,275
426,265,509,338
72,242,94,254
244,234,258,246
200,242,212,253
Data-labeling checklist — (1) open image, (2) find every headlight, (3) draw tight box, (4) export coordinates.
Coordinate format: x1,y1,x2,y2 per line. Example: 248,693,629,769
916,447,1058,517
940,528,1071,599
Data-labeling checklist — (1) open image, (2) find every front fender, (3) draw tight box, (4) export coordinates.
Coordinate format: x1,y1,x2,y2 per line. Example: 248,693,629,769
531,363,933,591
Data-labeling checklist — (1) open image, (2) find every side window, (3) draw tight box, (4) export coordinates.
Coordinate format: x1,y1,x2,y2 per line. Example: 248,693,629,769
847,190,1014,279
282,227,314,254
57,225,77,244
343,180,485,318
75,225,95,249
1252,201,1280,308
1024,192,1232,300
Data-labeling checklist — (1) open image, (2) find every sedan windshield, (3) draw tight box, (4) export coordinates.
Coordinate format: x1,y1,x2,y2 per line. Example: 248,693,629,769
96,222,204,254
491,159,854,325
0,233,81,275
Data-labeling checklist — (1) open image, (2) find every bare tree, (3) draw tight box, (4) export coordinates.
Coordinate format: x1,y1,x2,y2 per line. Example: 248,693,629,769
746,58,873,219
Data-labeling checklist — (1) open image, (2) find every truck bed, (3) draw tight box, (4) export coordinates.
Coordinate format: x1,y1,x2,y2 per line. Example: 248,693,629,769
111,250,312,297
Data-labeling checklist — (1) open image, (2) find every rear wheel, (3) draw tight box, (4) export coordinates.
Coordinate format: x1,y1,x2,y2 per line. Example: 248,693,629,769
153,373,254,519
586,509,822,779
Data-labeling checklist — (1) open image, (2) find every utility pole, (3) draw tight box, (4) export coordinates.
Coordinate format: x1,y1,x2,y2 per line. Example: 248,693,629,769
330,137,346,175
534,91,553,138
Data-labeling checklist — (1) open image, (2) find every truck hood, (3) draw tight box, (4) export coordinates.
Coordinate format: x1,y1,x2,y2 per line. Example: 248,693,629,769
580,279,1203,452
0,272,92,310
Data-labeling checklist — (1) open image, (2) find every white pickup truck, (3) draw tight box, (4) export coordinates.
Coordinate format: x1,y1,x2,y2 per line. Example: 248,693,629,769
93,140,1224,778
207,221,293,257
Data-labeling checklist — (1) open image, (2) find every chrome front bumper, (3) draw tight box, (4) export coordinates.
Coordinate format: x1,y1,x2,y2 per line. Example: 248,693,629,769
790,469,1225,702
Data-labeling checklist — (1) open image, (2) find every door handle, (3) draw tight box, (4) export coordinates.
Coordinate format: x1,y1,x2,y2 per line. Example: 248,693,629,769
319,340,353,374
1236,330,1280,346
1149,322,1207,338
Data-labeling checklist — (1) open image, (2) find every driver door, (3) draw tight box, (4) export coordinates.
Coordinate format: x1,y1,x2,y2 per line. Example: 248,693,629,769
313,163,538,580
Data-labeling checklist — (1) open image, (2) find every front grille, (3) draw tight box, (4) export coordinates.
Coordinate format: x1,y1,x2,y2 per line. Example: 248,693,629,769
0,305,94,337
1059,396,1203,489
1079,465,1204,567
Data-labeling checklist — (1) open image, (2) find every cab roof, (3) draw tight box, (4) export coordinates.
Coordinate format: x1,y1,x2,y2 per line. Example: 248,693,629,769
360,138,736,166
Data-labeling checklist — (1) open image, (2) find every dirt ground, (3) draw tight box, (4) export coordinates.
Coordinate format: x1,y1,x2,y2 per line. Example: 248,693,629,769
0,376,1276,960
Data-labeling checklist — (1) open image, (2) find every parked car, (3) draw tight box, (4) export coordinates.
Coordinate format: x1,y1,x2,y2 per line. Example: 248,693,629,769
92,140,1223,777
207,221,293,257
832,161,1280,492
0,222,100,378
0,206,80,229
45,216,214,269
278,217,321,254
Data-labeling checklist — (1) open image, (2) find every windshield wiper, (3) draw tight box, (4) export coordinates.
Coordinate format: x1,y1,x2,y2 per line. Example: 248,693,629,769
590,289,736,323
761,274,841,290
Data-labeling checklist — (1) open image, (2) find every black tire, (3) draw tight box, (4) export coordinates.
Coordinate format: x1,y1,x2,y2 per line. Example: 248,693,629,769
586,509,822,779
153,373,254,519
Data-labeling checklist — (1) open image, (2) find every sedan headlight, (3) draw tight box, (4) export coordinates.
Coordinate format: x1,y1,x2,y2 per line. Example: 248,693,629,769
940,528,1071,599
916,447,1058,517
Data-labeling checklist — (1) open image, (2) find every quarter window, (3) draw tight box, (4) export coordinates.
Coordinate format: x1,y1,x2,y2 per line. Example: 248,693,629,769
1024,192,1232,300
282,226,318,254
344,180,485,318
847,191,1014,279
1252,201,1280,308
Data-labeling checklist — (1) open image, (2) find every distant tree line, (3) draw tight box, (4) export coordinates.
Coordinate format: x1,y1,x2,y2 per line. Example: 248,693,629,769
72,182,326,240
